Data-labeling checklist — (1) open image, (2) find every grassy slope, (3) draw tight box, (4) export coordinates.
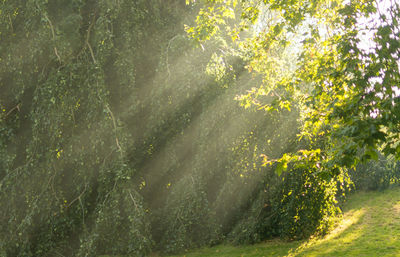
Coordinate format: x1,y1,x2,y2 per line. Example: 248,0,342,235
166,187,400,257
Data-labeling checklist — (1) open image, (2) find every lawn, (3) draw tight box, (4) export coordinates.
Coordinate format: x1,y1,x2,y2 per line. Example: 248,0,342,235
165,187,400,257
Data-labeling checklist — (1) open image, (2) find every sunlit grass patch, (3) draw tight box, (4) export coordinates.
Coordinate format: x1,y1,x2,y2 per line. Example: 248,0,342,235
165,187,400,257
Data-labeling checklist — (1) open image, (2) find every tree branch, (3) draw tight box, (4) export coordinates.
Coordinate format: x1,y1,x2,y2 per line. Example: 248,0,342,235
8,14,14,33
43,13,61,63
106,105,122,156
66,183,87,208
86,15,97,64
128,190,139,210
3,103,20,119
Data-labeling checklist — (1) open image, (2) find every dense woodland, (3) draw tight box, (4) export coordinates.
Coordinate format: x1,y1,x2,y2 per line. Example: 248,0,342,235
0,0,399,256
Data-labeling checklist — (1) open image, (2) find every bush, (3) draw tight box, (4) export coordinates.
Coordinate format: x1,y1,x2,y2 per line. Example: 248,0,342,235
227,167,341,244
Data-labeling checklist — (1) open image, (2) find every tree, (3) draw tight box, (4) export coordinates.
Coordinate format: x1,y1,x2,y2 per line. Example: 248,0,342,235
186,0,400,177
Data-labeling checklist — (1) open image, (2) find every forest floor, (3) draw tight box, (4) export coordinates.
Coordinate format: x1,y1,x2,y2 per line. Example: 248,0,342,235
165,186,400,257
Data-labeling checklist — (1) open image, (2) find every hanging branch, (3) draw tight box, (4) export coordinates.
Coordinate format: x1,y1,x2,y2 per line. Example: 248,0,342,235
66,183,87,208
102,180,117,206
128,190,139,210
3,103,20,119
106,105,122,156
43,13,61,63
86,14,97,64
8,14,14,33
50,164,60,202
166,34,184,79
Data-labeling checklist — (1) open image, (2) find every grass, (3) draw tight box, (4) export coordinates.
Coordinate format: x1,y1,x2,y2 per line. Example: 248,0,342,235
165,186,400,257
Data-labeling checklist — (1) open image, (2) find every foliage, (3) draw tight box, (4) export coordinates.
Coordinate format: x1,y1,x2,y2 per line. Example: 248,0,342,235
0,0,178,255
350,154,400,191
187,0,400,178
2,0,399,256
157,175,218,253
226,166,343,245
78,185,152,257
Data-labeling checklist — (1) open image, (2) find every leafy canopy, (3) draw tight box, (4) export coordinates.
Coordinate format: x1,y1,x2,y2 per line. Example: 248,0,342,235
186,0,400,177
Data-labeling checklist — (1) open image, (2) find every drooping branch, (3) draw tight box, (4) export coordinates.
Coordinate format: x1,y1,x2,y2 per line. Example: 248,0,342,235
86,14,97,64
166,34,185,79
43,13,61,63
106,104,122,156
3,103,20,119
8,14,14,33
66,183,87,208
128,190,139,210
